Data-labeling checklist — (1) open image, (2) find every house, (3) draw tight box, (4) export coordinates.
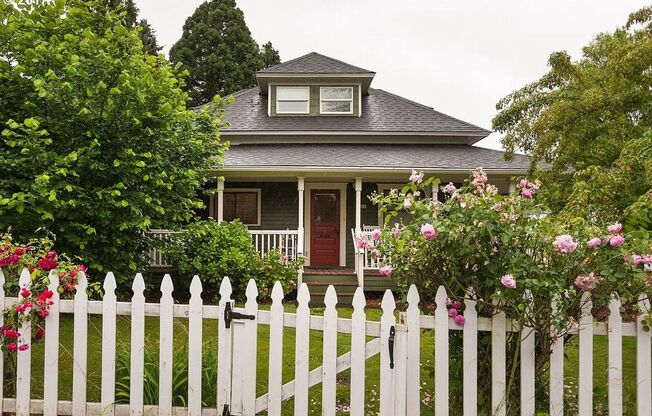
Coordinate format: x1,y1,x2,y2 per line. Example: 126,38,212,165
153,52,530,300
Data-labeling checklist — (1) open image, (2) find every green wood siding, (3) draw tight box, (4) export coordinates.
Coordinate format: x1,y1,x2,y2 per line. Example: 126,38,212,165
225,182,298,230
270,84,359,117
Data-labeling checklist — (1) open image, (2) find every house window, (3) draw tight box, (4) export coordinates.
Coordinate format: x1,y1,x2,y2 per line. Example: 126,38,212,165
320,87,353,114
223,189,261,226
276,86,310,114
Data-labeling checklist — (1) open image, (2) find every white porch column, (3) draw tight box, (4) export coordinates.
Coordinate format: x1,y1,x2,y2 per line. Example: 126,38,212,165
216,178,225,223
297,177,305,286
354,177,364,287
431,182,439,201
508,179,517,194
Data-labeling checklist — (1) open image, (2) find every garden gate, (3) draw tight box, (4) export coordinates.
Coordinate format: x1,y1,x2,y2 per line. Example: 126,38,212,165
0,268,650,415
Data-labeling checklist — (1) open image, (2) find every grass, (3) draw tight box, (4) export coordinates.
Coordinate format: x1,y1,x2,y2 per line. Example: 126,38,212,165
12,305,640,415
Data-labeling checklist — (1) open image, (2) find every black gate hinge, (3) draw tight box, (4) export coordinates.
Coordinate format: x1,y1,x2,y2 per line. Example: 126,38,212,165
224,302,256,329
222,404,230,416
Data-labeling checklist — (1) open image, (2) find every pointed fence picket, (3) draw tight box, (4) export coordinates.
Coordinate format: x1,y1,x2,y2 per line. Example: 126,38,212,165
187,276,203,416
101,272,117,416
0,267,649,416
43,270,60,416
16,269,31,416
158,275,174,416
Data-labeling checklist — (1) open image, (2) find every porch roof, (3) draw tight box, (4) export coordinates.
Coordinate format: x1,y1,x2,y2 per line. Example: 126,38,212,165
222,143,531,173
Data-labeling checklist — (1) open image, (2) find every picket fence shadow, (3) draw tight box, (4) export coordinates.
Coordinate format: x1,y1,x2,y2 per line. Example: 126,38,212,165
0,268,650,415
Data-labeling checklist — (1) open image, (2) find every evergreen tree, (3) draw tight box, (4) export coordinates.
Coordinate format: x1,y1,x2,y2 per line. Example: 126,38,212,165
169,0,281,106
102,0,162,55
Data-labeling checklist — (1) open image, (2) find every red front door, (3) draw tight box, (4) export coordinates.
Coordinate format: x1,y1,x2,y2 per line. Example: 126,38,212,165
310,190,340,266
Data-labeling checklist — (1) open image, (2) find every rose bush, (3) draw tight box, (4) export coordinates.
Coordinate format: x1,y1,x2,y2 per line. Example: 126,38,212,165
0,233,92,352
371,168,651,413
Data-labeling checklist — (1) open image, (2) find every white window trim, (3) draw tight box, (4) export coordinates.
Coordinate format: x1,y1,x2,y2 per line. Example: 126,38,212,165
320,86,354,115
222,188,262,226
276,86,310,115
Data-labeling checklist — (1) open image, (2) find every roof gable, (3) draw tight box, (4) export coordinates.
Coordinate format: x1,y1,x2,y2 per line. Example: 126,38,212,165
257,52,375,75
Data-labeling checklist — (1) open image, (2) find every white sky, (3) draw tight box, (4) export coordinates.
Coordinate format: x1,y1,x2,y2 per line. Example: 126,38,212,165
135,0,647,150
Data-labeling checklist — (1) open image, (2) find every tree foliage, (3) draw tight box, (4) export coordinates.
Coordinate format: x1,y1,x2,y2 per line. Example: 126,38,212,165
169,0,281,106
493,7,652,215
0,0,227,278
101,0,162,56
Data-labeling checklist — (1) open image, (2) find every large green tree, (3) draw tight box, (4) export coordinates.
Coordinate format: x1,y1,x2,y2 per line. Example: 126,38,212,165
493,7,652,217
103,0,162,55
0,0,227,278
169,0,281,106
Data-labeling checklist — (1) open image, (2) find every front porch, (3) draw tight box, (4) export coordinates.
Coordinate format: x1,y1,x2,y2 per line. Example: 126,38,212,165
149,172,515,291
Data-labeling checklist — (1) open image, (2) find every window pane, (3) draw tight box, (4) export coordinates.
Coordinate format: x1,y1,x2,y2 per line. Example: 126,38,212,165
277,100,309,113
321,87,352,100
313,192,338,223
236,193,258,224
276,86,309,100
223,192,258,224
321,101,352,113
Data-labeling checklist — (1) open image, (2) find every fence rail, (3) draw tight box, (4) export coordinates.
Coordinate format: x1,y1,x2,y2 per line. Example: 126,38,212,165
1,267,650,415
147,229,300,268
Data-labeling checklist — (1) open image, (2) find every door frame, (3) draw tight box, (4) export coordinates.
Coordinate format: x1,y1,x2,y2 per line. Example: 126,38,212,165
304,182,347,267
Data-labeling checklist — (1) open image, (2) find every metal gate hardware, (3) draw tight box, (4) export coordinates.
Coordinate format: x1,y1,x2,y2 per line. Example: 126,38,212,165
224,302,256,329
388,325,395,369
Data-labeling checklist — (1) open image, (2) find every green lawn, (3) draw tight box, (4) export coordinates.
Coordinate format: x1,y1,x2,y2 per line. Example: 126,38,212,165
12,306,640,415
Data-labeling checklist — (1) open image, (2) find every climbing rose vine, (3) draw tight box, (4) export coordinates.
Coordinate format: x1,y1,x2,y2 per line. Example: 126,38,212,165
0,234,88,351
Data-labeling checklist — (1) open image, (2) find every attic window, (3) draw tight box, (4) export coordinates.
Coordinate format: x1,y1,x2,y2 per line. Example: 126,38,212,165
276,86,310,114
320,87,353,114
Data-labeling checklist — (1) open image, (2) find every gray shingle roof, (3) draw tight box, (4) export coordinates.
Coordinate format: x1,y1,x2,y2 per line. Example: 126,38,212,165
257,52,375,75
224,144,530,171
223,88,491,137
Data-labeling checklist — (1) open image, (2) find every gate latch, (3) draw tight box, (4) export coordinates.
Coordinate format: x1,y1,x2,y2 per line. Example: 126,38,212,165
388,325,395,369
224,302,256,329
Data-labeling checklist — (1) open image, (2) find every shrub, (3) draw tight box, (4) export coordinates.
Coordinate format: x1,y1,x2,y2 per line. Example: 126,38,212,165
166,220,301,301
370,168,651,413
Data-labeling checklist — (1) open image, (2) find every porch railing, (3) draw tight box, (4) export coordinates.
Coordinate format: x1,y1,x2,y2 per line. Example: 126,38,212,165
147,229,300,268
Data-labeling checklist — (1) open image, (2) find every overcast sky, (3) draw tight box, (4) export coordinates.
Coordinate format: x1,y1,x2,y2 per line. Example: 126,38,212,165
135,0,647,150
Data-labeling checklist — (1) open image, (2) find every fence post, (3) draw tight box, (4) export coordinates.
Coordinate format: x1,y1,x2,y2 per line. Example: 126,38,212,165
217,277,233,412
101,272,117,416
0,269,4,415
549,296,564,416
15,269,31,416
43,270,60,416
187,276,203,416
520,290,535,415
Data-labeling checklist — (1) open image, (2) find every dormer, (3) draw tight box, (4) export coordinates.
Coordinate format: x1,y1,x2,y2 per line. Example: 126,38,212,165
256,52,375,117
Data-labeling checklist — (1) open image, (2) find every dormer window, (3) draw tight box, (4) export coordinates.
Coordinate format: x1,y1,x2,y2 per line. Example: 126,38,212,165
320,87,353,114
276,86,310,114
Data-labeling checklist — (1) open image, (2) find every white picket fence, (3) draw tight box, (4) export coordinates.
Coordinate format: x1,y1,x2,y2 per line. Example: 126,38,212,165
0,268,650,415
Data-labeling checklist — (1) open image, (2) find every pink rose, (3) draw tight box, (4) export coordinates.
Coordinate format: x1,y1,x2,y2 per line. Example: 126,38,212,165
371,229,381,241
586,237,601,249
521,189,532,199
492,203,502,212
553,235,577,254
420,223,437,240
454,315,466,326
607,223,622,234
609,235,625,247
518,178,528,189
500,274,516,289
379,265,393,277
409,170,424,184
448,308,458,318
